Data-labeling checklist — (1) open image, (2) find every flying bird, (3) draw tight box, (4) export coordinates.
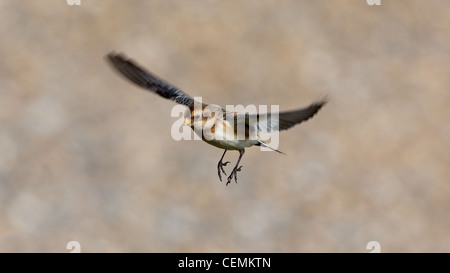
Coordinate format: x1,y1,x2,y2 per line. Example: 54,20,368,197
106,52,327,185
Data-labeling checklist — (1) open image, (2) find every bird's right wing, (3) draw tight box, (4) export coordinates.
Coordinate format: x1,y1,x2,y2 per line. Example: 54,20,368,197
106,52,194,107
244,98,328,132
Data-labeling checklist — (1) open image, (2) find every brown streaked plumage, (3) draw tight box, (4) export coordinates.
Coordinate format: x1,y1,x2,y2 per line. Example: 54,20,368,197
106,52,328,185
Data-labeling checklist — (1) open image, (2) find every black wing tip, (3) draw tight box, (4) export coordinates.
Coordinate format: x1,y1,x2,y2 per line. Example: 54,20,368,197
106,51,125,60
106,51,119,63
106,52,146,71
106,51,133,68
313,95,329,108
295,95,329,124
307,95,329,116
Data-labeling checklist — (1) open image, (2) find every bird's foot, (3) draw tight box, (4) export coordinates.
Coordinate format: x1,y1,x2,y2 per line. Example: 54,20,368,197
226,166,243,186
217,160,230,182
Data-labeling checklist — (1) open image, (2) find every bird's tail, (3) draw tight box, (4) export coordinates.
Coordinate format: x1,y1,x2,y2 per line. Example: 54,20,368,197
257,139,286,155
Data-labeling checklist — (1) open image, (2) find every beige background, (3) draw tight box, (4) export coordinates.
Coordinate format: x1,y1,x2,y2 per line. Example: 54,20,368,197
0,0,449,252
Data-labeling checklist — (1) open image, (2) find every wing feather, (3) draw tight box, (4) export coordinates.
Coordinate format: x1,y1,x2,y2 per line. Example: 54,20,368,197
106,52,194,107
245,98,328,132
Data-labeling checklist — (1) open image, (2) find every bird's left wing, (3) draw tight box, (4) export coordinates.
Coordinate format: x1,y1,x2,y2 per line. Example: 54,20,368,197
106,52,194,107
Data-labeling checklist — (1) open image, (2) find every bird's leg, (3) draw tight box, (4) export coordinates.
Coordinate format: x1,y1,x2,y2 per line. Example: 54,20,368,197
217,150,230,182
226,149,245,186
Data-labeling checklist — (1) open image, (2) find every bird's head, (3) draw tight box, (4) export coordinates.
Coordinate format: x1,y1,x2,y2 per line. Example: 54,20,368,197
184,104,222,130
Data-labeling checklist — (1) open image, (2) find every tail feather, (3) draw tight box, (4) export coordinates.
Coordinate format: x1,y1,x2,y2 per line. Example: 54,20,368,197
257,139,286,155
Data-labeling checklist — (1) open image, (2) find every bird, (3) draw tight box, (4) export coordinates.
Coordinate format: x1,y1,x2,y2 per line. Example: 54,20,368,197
106,52,327,185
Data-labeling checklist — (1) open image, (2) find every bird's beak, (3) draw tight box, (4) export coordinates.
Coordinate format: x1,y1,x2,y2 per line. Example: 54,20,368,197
184,118,191,126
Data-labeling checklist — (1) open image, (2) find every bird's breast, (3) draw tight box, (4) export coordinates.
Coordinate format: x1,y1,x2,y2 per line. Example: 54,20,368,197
202,138,259,150
192,119,259,150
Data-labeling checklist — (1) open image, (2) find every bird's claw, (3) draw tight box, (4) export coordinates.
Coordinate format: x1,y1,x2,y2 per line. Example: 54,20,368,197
217,160,231,181
226,166,243,186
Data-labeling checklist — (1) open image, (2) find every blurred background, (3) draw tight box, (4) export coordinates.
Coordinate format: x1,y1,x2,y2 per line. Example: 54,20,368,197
0,0,449,252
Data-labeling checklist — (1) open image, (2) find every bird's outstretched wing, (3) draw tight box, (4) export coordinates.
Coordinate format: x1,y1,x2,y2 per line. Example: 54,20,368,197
244,98,328,132
106,52,194,107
